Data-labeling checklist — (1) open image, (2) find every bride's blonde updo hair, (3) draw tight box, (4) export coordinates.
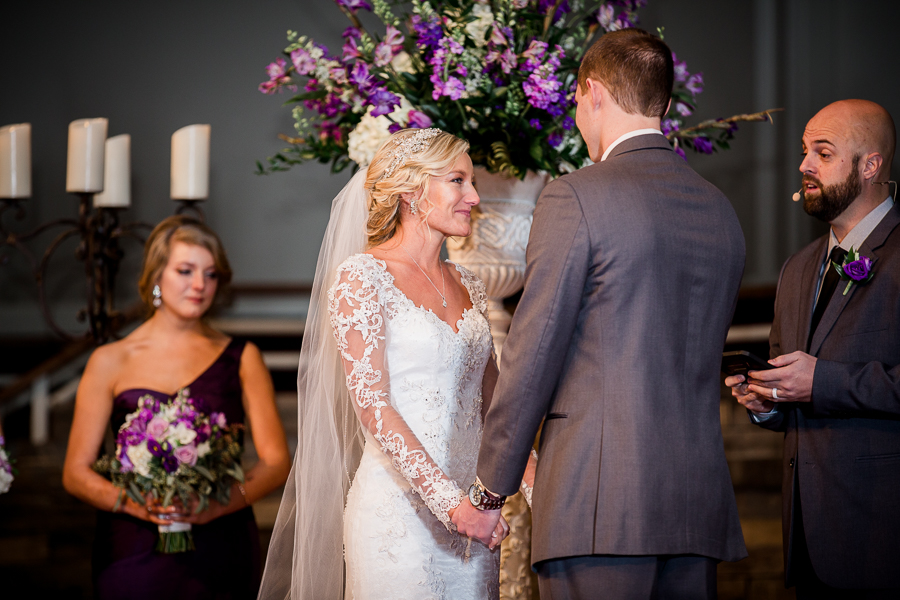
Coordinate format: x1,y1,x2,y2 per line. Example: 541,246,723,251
365,128,469,248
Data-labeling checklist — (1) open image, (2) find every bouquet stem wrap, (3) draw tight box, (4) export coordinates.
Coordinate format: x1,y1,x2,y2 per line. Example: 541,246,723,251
157,522,195,553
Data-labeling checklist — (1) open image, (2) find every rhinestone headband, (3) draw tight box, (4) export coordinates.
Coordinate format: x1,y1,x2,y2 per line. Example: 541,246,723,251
379,128,442,180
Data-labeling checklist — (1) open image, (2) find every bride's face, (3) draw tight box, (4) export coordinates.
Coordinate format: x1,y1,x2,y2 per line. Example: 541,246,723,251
419,153,479,238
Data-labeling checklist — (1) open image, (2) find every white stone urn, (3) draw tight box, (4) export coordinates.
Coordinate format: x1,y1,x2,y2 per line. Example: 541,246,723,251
446,166,548,600
446,166,549,362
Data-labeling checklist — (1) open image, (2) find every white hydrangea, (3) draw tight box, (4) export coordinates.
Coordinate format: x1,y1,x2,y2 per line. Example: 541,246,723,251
348,97,414,167
127,443,154,478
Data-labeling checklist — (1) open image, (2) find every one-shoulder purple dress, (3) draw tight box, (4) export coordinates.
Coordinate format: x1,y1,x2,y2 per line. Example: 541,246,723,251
92,338,261,600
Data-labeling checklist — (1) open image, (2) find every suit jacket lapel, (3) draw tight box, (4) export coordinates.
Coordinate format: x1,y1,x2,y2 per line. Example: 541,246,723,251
797,238,827,353
808,205,900,355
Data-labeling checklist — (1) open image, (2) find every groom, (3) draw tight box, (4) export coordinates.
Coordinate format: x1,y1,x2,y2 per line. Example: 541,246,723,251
453,28,747,598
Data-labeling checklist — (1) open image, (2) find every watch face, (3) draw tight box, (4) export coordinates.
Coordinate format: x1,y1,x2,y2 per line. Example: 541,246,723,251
468,483,482,506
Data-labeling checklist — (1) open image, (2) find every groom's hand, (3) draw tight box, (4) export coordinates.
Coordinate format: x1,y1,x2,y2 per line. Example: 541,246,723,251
452,500,501,546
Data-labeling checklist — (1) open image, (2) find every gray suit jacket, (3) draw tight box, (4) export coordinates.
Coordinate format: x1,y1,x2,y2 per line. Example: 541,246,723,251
478,134,748,565
756,204,900,589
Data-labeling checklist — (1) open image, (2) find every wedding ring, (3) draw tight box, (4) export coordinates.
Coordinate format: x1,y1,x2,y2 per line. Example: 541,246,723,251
772,388,779,399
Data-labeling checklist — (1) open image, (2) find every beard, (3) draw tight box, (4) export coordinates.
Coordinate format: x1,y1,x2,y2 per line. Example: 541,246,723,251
802,155,862,222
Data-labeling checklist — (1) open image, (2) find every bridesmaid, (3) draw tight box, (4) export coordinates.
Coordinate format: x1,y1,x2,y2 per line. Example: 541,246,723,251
63,215,291,599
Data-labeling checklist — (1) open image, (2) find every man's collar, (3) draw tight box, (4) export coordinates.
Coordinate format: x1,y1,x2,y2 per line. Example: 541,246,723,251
600,129,664,161
829,196,895,253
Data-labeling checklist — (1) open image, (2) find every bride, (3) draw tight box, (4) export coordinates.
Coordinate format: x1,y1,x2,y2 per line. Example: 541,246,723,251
260,128,535,599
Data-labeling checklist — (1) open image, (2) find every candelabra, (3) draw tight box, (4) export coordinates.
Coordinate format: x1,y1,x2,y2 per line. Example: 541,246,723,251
0,194,152,343
0,120,211,344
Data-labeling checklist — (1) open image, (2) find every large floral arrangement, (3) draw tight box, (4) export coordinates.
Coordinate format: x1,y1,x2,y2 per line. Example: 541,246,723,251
258,0,776,177
93,388,244,553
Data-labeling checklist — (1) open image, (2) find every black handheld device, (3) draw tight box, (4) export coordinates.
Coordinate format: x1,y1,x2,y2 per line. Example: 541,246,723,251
721,350,774,378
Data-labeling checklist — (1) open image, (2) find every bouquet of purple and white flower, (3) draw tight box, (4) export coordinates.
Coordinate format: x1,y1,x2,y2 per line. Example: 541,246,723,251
258,0,778,177
93,388,244,553
0,436,14,495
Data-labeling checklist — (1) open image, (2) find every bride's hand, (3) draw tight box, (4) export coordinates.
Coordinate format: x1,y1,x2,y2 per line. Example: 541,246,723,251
488,516,510,551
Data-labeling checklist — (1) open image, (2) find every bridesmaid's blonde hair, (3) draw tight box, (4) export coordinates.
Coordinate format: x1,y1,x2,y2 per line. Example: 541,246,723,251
365,129,469,248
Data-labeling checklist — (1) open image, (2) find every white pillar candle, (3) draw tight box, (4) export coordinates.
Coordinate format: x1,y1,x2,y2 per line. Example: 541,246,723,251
170,124,210,200
66,118,108,193
94,134,131,208
0,123,32,199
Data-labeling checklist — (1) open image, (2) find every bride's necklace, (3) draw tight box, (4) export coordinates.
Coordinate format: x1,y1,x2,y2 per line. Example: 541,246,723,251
400,245,447,308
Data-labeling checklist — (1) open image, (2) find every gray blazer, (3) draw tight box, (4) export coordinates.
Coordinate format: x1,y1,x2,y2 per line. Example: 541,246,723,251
478,134,748,565
756,205,900,589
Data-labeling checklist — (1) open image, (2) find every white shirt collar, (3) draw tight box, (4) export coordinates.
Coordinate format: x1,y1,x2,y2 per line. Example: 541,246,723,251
828,196,895,255
600,129,664,162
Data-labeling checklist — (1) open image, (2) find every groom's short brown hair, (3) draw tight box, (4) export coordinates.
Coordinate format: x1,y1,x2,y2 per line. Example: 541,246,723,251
578,28,674,119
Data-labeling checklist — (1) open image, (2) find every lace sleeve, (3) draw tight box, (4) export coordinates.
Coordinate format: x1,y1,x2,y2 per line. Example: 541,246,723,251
328,263,463,530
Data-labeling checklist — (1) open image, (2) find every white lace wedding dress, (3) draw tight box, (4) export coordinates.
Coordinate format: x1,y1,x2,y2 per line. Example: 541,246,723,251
328,253,500,600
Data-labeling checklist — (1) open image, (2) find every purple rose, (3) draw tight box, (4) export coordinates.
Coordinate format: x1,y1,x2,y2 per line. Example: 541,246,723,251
173,445,198,467
844,256,873,281
146,416,169,441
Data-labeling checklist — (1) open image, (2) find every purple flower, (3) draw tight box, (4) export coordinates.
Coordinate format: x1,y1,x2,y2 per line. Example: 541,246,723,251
342,37,362,62
529,119,542,130
290,48,316,75
672,53,689,83
548,132,564,148
412,14,442,52
388,122,403,134
675,146,687,160
266,57,288,80
489,24,508,46
367,87,402,116
147,438,165,458
661,118,680,136
521,41,548,72
350,61,374,91
118,450,134,473
430,74,465,100
523,73,563,110
146,417,169,441
195,421,212,444
162,455,179,473
675,101,692,117
843,256,873,281
686,73,704,95
694,137,714,154
342,27,361,40
336,0,372,12
407,110,433,129
173,445,198,467
211,412,227,429
562,116,575,131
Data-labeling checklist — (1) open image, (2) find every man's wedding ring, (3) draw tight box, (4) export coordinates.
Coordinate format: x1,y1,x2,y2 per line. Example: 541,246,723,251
772,388,779,399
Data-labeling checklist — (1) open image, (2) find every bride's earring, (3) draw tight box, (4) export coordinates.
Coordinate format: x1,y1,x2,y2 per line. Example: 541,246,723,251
409,197,419,215
152,284,162,308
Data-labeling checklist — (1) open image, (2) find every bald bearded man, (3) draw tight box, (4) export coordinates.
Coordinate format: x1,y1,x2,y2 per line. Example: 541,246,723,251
727,99,900,598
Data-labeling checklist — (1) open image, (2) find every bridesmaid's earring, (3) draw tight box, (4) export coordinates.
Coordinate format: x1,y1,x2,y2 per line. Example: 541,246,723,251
152,285,162,308
409,198,419,215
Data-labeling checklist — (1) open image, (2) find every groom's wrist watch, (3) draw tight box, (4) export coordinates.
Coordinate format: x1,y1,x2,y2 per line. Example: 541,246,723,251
468,477,506,511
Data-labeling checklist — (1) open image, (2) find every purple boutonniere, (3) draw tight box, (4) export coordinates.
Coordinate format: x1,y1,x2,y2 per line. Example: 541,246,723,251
832,247,874,295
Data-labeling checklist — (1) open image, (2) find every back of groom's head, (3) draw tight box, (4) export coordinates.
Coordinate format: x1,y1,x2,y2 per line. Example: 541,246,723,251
578,28,673,119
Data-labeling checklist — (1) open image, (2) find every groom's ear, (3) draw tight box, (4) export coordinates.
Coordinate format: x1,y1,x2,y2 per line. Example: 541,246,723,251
585,78,605,111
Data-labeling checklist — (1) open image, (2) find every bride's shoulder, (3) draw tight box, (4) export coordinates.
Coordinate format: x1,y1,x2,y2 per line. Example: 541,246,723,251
332,253,392,289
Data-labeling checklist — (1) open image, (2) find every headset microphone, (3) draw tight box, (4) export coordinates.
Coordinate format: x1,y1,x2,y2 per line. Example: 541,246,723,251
792,190,801,202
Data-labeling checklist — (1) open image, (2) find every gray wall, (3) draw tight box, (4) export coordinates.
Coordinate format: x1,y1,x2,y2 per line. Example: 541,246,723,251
2,0,899,336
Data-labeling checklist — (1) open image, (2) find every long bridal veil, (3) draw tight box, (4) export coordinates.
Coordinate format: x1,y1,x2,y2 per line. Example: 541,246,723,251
258,169,369,599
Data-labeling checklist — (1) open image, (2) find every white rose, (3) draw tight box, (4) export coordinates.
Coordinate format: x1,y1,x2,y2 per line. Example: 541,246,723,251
126,443,154,478
169,422,198,445
0,468,12,495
